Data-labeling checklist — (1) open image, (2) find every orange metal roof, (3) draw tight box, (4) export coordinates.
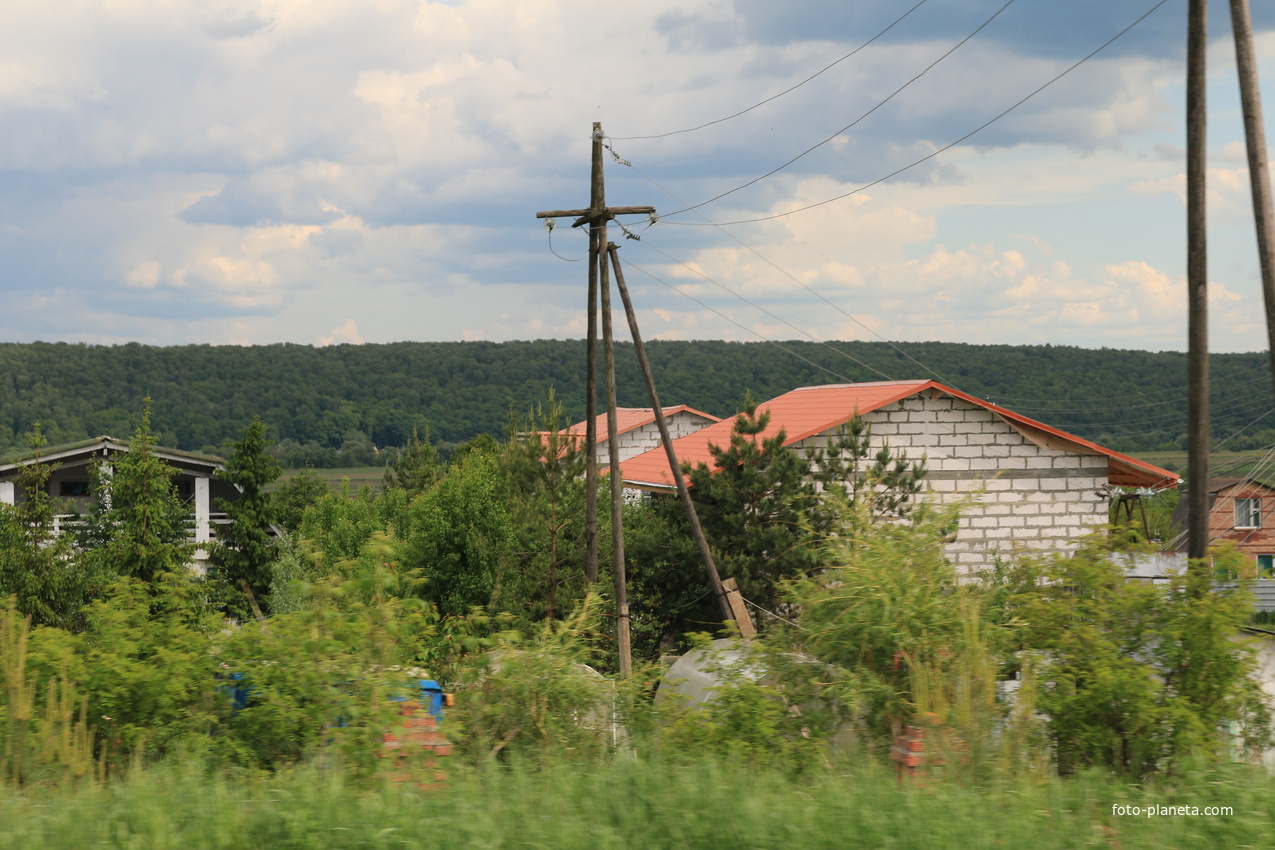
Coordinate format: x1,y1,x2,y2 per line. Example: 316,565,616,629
562,405,721,446
614,380,1179,492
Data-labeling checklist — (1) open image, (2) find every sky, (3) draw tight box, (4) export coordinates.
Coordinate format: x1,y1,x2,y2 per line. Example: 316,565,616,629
2,0,1275,355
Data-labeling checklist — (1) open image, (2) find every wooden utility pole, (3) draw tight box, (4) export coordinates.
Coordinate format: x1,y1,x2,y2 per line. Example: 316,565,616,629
536,123,654,675
1229,0,1275,397
599,237,631,676
1187,0,1210,563
608,243,736,625
584,126,602,584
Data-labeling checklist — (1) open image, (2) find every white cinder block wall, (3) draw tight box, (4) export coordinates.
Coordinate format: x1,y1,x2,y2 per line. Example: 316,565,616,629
597,412,719,464
794,393,1108,572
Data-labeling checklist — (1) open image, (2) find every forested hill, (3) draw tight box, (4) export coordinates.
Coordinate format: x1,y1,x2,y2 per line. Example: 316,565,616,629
0,339,1270,463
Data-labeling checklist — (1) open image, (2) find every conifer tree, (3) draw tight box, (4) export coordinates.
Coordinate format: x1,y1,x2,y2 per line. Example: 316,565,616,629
80,404,195,588
382,425,440,497
210,418,281,616
685,395,820,613
0,426,87,628
806,414,927,526
634,402,927,640
497,391,588,622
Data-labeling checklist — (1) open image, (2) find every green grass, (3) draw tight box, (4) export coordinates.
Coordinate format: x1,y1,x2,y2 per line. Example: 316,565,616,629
3,758,1273,848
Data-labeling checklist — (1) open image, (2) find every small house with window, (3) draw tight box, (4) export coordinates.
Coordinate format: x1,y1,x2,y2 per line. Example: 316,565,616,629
0,436,238,568
1171,477,1275,577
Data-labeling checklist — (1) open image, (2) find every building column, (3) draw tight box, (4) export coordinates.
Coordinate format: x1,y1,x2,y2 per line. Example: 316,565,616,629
195,476,211,544
0,481,14,506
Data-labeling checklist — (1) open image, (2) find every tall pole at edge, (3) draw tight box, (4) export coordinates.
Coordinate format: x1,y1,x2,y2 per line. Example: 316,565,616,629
1228,0,1275,401
1187,0,1210,565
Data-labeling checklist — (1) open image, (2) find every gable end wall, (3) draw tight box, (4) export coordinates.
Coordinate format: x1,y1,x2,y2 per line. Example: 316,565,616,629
793,393,1108,572
600,412,718,464
1209,483,1275,561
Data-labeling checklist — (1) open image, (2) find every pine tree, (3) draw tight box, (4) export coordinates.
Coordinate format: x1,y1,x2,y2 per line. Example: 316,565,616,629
210,418,281,617
80,404,195,588
497,391,589,622
686,395,821,613
382,425,440,496
806,414,927,525
664,403,927,631
0,426,87,628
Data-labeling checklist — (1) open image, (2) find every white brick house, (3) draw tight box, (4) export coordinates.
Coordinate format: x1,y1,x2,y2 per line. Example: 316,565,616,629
616,380,1178,572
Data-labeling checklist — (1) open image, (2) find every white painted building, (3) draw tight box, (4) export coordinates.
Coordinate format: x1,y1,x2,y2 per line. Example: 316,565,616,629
0,436,238,569
617,380,1179,572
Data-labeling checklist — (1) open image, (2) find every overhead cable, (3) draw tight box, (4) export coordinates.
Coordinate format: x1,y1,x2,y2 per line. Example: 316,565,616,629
631,238,897,382
610,0,934,142
984,360,1272,405
609,141,953,384
657,0,1018,219
663,0,1172,227
545,218,586,262
621,258,867,386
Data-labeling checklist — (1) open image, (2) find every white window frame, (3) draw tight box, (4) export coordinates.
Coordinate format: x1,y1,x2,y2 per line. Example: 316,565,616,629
1235,497,1263,529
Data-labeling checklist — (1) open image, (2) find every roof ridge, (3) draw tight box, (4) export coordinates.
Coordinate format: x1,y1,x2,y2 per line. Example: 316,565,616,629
791,379,930,391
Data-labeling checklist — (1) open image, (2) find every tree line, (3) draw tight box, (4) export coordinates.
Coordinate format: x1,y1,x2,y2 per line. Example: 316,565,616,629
1,339,1272,464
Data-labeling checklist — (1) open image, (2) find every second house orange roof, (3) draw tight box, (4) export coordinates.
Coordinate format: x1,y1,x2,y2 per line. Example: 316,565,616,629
562,405,721,446
614,380,1178,491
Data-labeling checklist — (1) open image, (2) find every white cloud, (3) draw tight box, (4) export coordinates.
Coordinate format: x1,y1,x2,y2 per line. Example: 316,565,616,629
318,318,364,346
0,1,1270,351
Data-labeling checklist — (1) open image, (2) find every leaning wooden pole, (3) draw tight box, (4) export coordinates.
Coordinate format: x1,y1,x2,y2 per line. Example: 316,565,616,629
1187,0,1210,564
1229,0,1275,397
608,243,734,624
599,244,631,676
583,123,605,584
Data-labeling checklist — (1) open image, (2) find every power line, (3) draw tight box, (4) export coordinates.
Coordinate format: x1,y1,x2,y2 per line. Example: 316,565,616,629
1057,394,1275,432
622,257,865,386
657,0,1018,219
627,239,897,382
982,359,1272,405
663,0,1172,228
1003,371,1275,415
1214,407,1275,454
545,219,585,262
610,0,934,142
608,143,953,385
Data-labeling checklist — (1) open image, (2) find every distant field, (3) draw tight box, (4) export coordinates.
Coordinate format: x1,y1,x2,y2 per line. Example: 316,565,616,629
273,466,384,492
1132,450,1275,482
